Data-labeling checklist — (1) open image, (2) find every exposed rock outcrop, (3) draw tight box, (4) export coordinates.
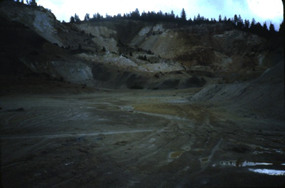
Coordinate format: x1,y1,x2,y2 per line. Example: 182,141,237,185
0,1,283,90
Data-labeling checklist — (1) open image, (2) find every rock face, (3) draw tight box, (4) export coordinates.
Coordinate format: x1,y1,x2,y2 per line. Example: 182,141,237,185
76,24,119,53
0,2,62,45
0,1,283,90
129,23,270,73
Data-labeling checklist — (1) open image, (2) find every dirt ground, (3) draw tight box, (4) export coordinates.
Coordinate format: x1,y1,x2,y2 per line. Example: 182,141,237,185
1,82,285,187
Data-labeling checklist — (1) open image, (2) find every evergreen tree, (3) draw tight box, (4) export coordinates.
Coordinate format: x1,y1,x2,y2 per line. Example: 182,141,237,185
94,13,102,20
70,16,75,23
233,14,238,25
279,21,284,33
262,22,268,31
236,15,243,29
250,18,256,28
25,0,36,5
84,13,90,21
74,14,80,22
251,22,262,34
269,23,275,33
195,13,202,22
105,14,112,19
131,8,140,19
30,0,36,6
218,15,222,22
116,13,122,19
244,19,250,29
181,8,186,21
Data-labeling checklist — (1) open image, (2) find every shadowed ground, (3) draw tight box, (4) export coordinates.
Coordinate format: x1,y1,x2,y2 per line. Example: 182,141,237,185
1,86,284,187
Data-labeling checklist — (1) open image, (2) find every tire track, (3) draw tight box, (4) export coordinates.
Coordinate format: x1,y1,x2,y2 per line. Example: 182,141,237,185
0,129,155,140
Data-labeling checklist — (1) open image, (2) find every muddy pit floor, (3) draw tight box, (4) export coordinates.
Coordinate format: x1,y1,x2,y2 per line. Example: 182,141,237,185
1,88,285,187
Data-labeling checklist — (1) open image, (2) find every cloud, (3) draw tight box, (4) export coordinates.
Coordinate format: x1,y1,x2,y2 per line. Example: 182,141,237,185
191,0,250,18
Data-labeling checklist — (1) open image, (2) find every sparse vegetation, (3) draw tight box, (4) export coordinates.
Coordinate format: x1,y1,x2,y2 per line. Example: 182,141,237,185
181,8,186,22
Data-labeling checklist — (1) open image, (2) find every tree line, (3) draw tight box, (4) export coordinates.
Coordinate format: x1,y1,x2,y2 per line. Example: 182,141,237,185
7,0,284,37
11,0,37,6
70,8,284,37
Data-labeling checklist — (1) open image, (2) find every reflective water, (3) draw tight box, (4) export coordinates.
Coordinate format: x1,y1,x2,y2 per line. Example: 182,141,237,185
213,160,285,176
213,160,273,167
248,169,285,176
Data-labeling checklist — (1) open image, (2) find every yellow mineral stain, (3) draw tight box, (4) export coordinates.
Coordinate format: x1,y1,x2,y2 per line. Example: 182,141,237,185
169,151,184,159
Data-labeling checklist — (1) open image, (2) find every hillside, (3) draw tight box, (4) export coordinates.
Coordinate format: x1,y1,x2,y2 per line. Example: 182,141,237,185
0,1,284,188
1,0,283,90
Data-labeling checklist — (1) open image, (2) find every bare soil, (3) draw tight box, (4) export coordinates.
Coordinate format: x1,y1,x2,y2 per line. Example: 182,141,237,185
1,82,285,187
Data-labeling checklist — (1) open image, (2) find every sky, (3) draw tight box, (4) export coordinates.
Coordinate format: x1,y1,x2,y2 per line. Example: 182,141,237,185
36,0,283,30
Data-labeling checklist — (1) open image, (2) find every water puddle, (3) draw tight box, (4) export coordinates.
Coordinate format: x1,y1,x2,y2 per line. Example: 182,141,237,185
253,147,284,155
212,160,273,167
213,160,285,176
248,169,285,176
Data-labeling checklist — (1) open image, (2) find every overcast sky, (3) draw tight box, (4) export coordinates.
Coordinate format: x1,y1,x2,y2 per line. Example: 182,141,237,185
37,0,283,30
